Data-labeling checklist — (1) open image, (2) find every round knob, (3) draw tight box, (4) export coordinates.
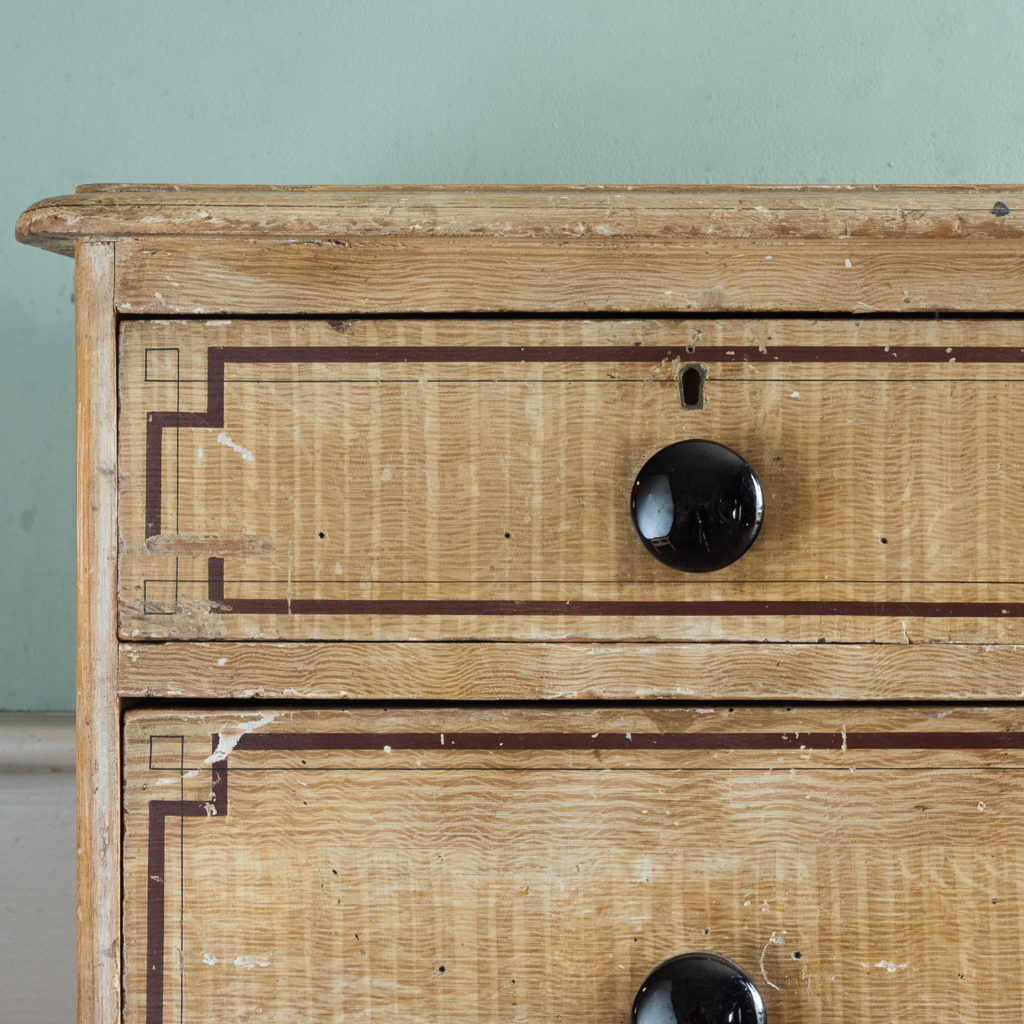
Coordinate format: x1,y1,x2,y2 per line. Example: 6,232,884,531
630,440,764,572
632,952,766,1024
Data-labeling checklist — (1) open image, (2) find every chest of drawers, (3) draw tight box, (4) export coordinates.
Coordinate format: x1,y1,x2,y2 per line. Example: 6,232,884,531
17,185,1024,1024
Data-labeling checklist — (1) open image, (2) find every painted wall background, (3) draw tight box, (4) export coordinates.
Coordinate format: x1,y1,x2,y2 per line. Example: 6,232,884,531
4,0,1024,709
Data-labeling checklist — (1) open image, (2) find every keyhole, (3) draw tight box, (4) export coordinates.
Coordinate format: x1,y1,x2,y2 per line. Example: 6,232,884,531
679,364,705,410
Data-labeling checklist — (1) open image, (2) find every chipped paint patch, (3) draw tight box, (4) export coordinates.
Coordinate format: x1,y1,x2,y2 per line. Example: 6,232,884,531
760,931,785,990
154,769,200,786
234,955,270,969
145,533,273,557
217,432,255,463
206,711,282,763
874,960,908,973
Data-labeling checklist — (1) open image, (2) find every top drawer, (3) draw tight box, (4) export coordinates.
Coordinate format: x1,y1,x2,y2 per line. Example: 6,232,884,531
118,316,1024,643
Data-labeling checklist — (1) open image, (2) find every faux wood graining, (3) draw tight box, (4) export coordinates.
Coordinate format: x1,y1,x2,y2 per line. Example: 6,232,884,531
123,705,1024,1024
119,317,1024,643
117,641,1024,702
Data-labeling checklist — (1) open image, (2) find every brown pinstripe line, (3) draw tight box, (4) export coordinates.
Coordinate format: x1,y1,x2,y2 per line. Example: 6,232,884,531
145,741,227,1024
233,730,1024,753
205,559,1024,617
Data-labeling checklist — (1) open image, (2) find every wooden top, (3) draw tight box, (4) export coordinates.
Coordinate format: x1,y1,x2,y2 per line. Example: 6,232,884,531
16,183,1024,256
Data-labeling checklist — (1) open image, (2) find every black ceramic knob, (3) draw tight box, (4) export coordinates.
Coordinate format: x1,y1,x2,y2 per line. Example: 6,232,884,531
632,953,766,1024
630,440,764,572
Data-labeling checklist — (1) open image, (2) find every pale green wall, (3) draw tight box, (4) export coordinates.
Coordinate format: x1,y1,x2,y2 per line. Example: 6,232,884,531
4,0,1024,709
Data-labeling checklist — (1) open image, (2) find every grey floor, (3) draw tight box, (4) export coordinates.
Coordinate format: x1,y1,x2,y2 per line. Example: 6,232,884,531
0,715,76,1023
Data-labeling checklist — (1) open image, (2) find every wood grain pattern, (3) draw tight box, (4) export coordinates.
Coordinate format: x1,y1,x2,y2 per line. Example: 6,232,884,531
117,640,1024,701
114,236,1024,314
17,185,1024,258
16,186,1024,1024
74,243,120,1024
123,705,1024,1024
118,317,1024,644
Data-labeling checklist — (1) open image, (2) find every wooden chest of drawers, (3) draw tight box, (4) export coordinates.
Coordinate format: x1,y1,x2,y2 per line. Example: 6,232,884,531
17,185,1024,1024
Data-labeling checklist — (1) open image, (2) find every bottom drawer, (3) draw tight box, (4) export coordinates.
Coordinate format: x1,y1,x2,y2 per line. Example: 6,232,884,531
124,705,1024,1023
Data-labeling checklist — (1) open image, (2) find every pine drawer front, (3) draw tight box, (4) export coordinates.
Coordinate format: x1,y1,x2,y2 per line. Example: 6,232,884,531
124,705,1024,1024
119,316,1024,644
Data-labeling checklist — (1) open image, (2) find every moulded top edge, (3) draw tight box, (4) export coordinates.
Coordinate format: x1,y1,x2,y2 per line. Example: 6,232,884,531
15,184,1024,256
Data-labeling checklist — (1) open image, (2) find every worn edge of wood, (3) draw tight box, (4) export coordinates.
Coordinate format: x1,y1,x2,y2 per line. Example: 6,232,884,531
75,243,119,1024
118,642,1024,702
114,236,1024,314
17,185,1024,257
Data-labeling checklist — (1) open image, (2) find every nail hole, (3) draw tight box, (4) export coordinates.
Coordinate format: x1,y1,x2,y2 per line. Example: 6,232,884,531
793,951,802,960
318,531,326,539
437,965,446,974
880,537,888,544
504,532,511,539
679,364,706,410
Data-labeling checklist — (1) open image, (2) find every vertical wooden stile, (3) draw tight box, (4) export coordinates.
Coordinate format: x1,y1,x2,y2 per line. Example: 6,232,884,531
74,242,119,1024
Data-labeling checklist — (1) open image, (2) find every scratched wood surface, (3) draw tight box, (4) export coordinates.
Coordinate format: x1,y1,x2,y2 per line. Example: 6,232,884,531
118,317,1024,644
17,184,1024,256
19,187,1024,311
123,704,1024,1024
113,236,1024,314
117,641,1024,701
74,244,121,1024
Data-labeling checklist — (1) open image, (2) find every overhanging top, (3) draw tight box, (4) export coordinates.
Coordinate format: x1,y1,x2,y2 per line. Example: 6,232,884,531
16,183,1024,257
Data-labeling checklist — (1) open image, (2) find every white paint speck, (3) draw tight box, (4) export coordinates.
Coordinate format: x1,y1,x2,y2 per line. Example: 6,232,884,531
760,932,784,990
202,953,218,965
217,432,255,462
217,657,228,667
380,466,393,482
625,732,632,742
383,745,392,754
790,391,800,398
978,801,987,811
765,255,772,260
875,960,908,973
844,259,853,269
234,955,270,969
196,447,204,460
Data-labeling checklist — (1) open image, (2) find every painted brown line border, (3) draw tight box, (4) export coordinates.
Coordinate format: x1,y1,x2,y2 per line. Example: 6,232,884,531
205,556,1024,618
143,725,1024,1024
146,739,227,1024
144,342,1024,617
